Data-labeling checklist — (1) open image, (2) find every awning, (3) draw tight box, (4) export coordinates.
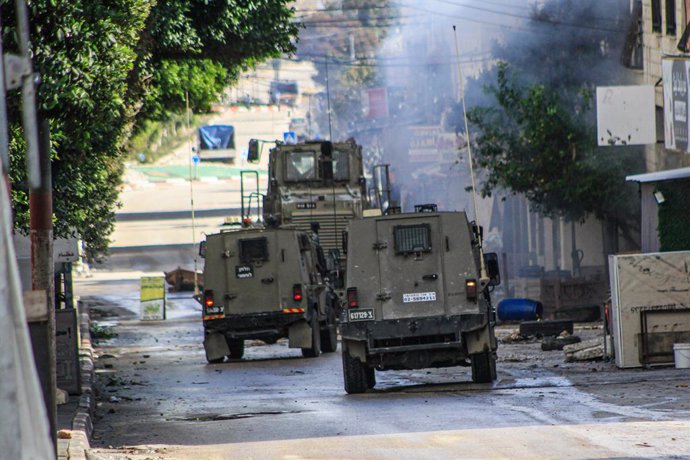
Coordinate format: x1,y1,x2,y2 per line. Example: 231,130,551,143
625,166,690,183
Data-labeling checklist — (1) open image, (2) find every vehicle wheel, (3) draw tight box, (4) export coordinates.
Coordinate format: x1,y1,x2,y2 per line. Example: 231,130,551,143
519,320,574,338
366,367,376,389
342,346,368,394
320,307,338,353
227,338,245,359
471,351,497,383
301,312,321,358
207,357,224,364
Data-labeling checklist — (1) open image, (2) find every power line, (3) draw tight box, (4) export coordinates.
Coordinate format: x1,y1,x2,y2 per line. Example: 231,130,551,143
295,1,626,34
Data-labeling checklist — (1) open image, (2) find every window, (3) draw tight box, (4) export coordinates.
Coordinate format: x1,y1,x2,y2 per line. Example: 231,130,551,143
285,151,316,181
652,0,662,32
666,0,676,35
332,150,350,181
394,224,432,255
239,237,269,263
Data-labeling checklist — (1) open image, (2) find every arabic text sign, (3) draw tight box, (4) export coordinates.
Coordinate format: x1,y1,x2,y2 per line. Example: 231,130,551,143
663,58,690,153
141,276,166,320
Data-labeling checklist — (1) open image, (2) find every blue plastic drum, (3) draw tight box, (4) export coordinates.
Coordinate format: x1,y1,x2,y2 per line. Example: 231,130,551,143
497,298,543,322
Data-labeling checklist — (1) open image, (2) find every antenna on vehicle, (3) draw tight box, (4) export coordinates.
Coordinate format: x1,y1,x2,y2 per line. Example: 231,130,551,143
325,54,333,142
453,25,489,285
186,90,200,297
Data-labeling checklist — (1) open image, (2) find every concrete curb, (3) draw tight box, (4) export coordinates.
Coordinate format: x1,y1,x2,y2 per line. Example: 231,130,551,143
59,306,96,460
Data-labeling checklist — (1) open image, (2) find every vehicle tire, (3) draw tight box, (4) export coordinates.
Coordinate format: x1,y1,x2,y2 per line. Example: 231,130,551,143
207,357,224,364
519,320,574,338
471,351,497,383
320,307,338,353
342,346,368,394
301,312,321,358
227,338,245,359
366,367,376,389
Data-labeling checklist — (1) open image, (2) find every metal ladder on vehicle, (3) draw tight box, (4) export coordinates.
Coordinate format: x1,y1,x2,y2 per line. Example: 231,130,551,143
240,170,263,224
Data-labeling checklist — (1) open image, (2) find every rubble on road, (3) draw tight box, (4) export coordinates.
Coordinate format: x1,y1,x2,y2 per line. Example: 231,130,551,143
499,330,529,344
564,336,612,362
541,334,581,351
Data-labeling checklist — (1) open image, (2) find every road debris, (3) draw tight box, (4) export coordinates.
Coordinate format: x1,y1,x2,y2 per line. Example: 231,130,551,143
564,336,612,362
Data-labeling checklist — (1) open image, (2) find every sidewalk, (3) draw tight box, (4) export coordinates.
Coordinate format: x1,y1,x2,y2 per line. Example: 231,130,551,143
56,305,95,460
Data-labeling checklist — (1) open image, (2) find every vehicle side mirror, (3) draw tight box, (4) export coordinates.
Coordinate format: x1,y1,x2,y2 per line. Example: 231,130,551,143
199,241,207,259
248,139,260,163
485,252,500,286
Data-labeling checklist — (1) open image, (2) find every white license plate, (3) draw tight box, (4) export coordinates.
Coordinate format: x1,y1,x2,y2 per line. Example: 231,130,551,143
348,308,374,321
403,292,437,303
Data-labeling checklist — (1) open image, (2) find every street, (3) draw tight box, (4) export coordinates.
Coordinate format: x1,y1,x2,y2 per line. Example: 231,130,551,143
79,276,690,460
75,97,690,460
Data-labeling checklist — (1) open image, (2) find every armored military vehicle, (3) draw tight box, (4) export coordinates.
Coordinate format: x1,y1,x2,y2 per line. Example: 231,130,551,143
199,226,338,363
262,139,368,256
339,205,500,393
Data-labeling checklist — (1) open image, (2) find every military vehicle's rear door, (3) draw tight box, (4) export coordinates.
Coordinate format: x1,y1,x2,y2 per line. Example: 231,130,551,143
376,216,446,319
229,235,280,313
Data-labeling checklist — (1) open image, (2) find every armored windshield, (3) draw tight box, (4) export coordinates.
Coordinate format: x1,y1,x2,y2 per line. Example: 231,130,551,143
332,150,350,181
285,151,317,181
239,237,269,263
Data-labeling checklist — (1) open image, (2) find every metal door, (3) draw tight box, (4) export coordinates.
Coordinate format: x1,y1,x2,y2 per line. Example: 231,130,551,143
376,216,446,319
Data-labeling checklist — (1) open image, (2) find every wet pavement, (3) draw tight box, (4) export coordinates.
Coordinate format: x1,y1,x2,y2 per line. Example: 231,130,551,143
78,272,690,459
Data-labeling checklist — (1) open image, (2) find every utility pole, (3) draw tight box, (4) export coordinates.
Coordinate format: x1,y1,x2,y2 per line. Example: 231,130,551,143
1,1,56,454
16,0,56,450
29,118,56,449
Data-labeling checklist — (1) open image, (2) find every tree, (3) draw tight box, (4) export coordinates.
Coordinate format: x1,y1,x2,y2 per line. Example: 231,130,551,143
5,0,152,258
139,0,300,119
468,63,639,224
452,0,642,246
4,1,299,259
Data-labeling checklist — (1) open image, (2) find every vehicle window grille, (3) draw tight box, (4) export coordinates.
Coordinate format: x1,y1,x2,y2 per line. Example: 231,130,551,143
239,237,268,263
394,224,432,254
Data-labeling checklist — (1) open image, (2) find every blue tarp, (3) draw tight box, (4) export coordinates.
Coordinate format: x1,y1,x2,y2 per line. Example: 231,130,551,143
199,125,235,150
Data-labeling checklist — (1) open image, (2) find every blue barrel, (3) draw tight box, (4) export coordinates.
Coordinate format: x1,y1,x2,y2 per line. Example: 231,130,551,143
497,298,543,322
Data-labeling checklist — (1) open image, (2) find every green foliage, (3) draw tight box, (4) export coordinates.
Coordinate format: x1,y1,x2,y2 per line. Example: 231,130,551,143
468,63,640,223
4,1,299,259
454,0,641,233
144,59,229,119
125,111,210,164
4,0,152,258
90,323,118,341
147,0,299,67
658,182,690,251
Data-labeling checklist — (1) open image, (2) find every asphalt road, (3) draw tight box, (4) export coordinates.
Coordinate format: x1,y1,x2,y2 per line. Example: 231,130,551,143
79,276,690,460
84,77,690,459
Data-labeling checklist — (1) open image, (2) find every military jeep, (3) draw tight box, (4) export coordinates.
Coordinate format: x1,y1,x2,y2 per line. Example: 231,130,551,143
340,205,500,393
199,226,338,363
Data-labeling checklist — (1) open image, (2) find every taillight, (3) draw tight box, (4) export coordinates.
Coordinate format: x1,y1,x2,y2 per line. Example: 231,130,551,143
346,287,359,309
293,284,303,302
466,279,477,301
204,290,214,308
